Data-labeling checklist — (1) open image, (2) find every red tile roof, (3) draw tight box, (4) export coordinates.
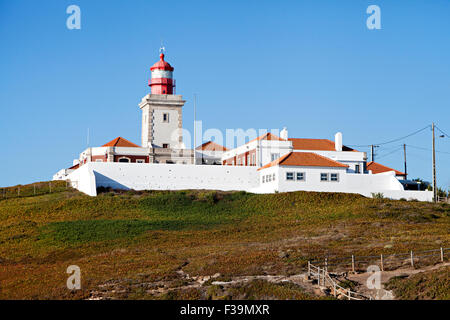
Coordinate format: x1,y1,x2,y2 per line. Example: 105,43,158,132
68,163,79,170
102,137,141,148
366,161,405,176
249,132,286,143
258,152,349,171
196,141,229,151
289,138,358,152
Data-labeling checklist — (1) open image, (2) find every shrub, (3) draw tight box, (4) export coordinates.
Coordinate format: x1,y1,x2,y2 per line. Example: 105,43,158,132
371,192,385,199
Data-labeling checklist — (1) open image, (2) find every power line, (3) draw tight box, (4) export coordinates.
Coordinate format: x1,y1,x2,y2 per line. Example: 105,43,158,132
349,125,431,147
372,144,403,158
436,126,450,138
376,146,404,160
406,144,450,155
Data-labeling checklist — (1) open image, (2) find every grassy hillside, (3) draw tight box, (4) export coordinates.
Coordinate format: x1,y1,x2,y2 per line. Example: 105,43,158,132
385,267,450,300
0,183,449,299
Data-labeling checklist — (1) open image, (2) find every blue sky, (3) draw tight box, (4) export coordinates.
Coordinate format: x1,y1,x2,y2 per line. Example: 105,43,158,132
1,0,449,189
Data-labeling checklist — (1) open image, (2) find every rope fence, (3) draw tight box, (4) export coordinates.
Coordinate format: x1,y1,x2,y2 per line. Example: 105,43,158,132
307,262,370,300
0,181,71,200
309,247,449,273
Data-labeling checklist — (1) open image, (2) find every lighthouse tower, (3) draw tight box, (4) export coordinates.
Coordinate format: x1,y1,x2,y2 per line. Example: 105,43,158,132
139,51,186,155
149,53,175,94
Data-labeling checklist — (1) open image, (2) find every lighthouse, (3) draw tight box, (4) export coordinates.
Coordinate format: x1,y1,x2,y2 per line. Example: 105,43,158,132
139,51,186,160
149,52,175,94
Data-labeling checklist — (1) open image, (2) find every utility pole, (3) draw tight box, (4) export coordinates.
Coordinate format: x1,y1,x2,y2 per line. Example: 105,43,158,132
370,145,378,162
432,122,437,202
193,94,197,165
371,145,374,162
403,144,407,180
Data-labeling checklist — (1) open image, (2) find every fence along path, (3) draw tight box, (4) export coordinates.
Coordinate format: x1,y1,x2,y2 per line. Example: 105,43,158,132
306,247,448,300
307,262,370,300
1,181,70,199
309,247,448,272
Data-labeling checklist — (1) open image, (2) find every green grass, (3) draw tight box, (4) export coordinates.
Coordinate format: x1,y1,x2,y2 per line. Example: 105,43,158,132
0,183,449,299
226,280,331,300
39,220,180,244
385,267,450,300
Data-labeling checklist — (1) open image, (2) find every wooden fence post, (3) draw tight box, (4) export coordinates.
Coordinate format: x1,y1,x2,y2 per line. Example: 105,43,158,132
441,248,444,262
380,254,384,271
333,282,337,297
325,258,328,273
351,255,355,273
322,268,326,286
317,267,321,285
410,251,414,268
307,261,311,277
347,289,351,300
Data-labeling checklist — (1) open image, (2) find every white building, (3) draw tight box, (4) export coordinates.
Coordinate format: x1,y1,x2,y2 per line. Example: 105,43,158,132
54,51,432,201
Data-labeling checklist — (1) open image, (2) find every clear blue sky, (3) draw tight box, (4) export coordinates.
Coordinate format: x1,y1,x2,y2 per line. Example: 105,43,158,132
1,0,449,189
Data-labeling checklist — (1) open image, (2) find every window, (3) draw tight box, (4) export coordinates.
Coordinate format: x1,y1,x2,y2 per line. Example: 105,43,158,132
246,154,250,166
95,159,103,162
252,154,256,166
320,173,329,181
162,143,170,149
355,164,360,174
330,173,339,182
272,173,276,181
136,159,145,163
296,172,305,181
262,176,265,183
163,113,169,123
286,172,294,181
271,153,280,162
118,157,130,163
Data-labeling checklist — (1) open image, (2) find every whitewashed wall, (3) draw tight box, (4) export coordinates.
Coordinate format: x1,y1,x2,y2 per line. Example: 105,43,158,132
258,166,432,201
152,109,180,148
68,162,259,196
67,164,97,196
65,162,432,201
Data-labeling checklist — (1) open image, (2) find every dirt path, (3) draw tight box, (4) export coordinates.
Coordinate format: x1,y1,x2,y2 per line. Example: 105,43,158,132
88,262,450,300
346,262,450,299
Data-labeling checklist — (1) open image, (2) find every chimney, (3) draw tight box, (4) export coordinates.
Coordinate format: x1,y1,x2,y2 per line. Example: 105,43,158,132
280,127,288,140
335,132,343,151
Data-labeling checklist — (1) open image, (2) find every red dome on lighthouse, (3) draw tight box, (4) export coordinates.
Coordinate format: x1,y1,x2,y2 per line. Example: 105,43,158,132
150,53,174,71
149,52,175,94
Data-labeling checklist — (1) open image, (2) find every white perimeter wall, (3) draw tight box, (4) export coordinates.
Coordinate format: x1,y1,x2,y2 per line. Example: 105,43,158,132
66,162,432,201
67,164,97,196
267,167,432,201
68,162,259,196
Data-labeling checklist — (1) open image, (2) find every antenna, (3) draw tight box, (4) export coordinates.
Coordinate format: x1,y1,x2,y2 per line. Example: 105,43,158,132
194,94,197,165
159,40,166,54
